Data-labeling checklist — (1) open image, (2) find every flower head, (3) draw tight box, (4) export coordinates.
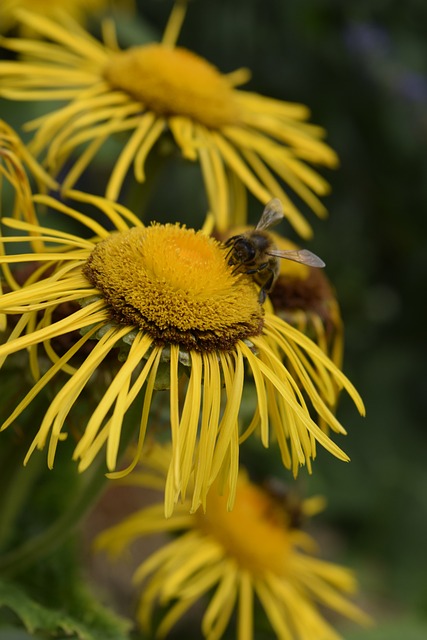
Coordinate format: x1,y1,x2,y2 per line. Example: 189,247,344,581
83,222,262,352
96,445,371,640
0,192,363,515
0,5,338,236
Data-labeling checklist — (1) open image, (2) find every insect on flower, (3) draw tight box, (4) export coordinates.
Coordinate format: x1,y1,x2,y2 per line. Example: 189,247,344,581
224,198,326,303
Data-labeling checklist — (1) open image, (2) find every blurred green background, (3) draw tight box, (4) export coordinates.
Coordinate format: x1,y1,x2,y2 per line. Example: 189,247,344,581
1,0,427,637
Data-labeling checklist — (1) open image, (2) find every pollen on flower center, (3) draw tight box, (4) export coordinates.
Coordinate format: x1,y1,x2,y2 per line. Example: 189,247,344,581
198,478,292,575
83,224,263,351
103,44,240,128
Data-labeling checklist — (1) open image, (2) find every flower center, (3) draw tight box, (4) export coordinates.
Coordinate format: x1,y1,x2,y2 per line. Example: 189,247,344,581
83,224,263,351
103,44,240,128
270,267,334,319
198,476,292,575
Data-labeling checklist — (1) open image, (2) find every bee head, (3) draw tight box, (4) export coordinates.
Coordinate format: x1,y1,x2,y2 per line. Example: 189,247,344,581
227,236,256,265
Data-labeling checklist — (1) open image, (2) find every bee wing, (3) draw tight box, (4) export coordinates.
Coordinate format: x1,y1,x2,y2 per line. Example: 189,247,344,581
255,198,284,230
267,248,326,268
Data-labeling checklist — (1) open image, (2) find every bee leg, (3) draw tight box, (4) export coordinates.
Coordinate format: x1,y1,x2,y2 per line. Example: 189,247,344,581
225,248,235,264
258,267,276,303
259,288,267,304
223,238,239,264
245,262,269,275
231,263,243,275
224,235,238,247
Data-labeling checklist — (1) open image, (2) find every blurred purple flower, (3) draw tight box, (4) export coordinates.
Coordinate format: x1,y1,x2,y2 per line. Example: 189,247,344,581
344,21,427,106
395,70,427,104
344,22,390,58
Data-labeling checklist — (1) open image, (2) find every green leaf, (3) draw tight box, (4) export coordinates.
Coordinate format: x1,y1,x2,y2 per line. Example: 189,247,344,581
0,579,131,640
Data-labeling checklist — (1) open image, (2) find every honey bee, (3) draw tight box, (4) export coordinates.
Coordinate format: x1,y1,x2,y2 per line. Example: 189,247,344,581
224,198,326,303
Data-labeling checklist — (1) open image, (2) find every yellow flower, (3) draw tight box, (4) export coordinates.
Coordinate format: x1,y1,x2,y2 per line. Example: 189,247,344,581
0,0,122,35
0,4,338,237
0,119,56,221
0,120,57,325
219,223,344,437
96,445,371,640
267,233,344,434
0,191,363,515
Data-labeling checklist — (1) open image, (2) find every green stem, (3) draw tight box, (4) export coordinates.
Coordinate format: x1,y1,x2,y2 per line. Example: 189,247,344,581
0,452,45,552
0,457,108,579
0,394,145,579
0,392,49,551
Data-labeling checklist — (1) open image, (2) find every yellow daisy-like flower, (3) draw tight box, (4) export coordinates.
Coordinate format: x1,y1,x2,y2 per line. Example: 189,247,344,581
0,4,338,237
0,120,57,323
268,233,344,433
0,191,363,515
96,445,371,640
0,119,55,221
